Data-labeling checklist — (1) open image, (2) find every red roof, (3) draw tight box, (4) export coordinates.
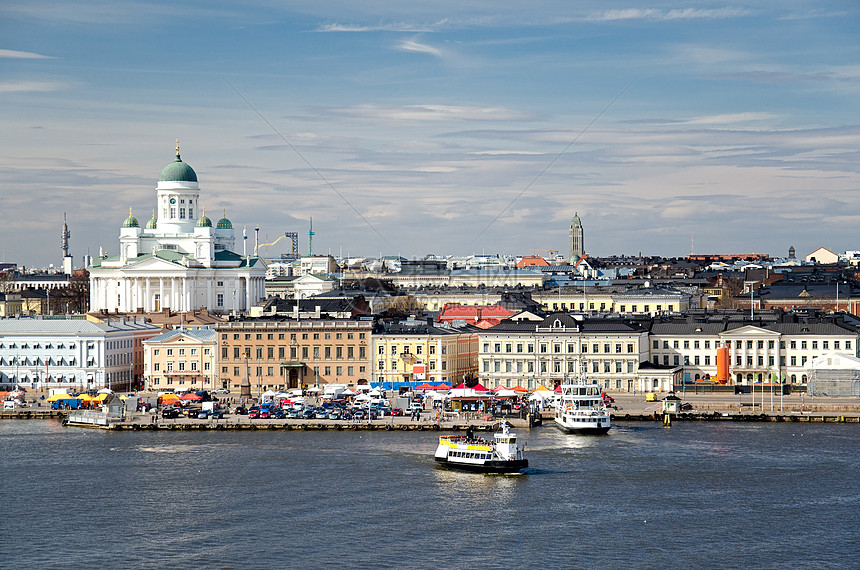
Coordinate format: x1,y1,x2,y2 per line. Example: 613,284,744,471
438,303,514,327
516,255,551,268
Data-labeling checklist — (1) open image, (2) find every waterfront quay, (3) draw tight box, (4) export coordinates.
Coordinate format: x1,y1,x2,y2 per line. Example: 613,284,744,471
4,390,859,427
602,391,860,423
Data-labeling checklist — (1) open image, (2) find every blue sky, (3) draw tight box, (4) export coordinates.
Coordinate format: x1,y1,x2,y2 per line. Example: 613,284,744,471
1,1,858,267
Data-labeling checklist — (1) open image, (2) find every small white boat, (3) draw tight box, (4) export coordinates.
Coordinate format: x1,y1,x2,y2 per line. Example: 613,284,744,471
554,382,611,435
434,422,528,473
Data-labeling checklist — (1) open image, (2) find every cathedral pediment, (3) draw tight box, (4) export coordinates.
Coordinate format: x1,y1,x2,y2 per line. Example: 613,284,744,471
124,254,189,272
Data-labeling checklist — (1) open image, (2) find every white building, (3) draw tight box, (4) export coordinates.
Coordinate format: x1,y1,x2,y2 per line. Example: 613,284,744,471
649,315,859,385
88,143,267,314
0,317,160,391
478,313,649,391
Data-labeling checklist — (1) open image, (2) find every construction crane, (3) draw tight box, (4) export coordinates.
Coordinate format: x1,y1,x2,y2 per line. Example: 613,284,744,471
256,232,299,258
530,249,559,257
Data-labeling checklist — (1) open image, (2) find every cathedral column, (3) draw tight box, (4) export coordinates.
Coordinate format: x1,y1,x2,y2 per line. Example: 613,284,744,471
145,277,151,312
170,277,176,312
159,277,164,312
206,277,213,310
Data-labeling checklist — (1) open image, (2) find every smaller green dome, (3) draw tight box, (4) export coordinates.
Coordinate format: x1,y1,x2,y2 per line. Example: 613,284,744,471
122,208,139,228
216,216,233,229
196,213,212,228
145,211,157,229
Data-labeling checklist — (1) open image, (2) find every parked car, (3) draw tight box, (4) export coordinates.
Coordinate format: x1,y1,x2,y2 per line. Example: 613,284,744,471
212,388,229,394
271,409,286,419
183,407,201,417
161,407,180,419
248,406,261,419
233,405,247,415
328,409,342,420
389,408,404,417
286,408,301,419
352,409,366,420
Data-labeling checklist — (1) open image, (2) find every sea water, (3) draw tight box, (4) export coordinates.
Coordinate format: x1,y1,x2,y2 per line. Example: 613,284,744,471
1,420,857,568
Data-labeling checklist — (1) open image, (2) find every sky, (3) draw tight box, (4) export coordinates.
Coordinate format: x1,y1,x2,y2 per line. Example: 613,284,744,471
1,1,859,268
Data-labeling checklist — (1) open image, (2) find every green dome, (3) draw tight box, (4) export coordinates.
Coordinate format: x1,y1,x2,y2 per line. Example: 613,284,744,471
196,213,212,228
158,145,197,182
122,209,139,228
145,213,157,229
216,216,233,229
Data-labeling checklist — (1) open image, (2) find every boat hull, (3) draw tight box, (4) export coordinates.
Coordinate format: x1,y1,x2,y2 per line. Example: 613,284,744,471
554,421,611,435
435,457,528,474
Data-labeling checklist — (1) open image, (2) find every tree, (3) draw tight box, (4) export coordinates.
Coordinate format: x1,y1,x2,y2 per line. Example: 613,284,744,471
0,271,14,294
51,271,90,314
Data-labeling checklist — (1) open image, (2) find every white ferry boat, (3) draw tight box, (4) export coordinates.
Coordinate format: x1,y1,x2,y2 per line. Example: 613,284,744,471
554,382,611,435
434,422,528,473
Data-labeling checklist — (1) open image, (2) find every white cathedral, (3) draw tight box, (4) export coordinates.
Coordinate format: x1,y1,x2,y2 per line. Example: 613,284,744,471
88,143,266,314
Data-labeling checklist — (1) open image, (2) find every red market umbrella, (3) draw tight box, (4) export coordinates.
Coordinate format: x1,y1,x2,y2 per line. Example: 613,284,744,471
473,383,489,392
180,393,203,401
511,385,528,393
434,383,451,390
415,383,436,390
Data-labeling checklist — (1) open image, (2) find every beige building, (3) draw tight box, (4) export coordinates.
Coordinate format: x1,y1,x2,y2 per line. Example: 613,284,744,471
143,327,218,392
215,319,373,395
532,285,691,316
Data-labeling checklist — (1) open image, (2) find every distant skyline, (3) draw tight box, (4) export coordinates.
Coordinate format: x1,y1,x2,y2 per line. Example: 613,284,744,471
1,1,858,268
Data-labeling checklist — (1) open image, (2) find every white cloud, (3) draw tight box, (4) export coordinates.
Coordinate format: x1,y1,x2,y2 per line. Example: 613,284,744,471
397,38,443,58
315,20,447,33
0,80,63,93
679,112,778,126
586,7,750,22
311,103,537,122
0,49,55,59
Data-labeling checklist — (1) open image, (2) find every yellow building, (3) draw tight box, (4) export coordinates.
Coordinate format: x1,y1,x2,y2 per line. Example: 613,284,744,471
372,319,478,386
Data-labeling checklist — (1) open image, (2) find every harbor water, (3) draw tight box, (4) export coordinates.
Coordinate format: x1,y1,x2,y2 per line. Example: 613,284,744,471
2,420,858,568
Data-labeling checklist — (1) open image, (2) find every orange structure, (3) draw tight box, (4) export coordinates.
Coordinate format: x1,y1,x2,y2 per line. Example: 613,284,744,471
714,344,730,384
